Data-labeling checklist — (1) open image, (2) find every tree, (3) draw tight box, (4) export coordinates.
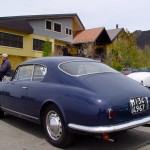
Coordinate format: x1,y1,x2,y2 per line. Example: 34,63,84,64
105,30,149,71
42,39,52,57
143,46,150,69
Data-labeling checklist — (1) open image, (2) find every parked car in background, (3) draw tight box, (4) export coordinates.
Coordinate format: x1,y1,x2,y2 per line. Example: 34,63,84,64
127,72,150,89
139,69,150,72
0,57,150,148
127,72,150,125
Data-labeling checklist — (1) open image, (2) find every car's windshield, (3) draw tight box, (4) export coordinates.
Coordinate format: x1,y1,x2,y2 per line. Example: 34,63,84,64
59,61,118,76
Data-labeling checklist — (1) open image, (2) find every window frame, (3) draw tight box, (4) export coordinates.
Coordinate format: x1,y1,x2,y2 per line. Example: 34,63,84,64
58,61,118,77
69,28,72,35
32,38,45,51
53,22,62,33
12,65,34,82
32,64,47,82
12,64,47,82
0,32,23,48
65,27,72,36
65,27,69,35
45,20,52,31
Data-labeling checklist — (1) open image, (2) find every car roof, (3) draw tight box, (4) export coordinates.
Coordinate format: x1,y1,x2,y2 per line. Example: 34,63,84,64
20,56,95,66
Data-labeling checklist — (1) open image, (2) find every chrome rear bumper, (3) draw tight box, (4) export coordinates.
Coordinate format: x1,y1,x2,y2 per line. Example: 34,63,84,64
68,116,150,133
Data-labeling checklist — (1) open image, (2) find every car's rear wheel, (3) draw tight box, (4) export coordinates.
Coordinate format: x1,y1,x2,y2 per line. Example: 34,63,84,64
0,110,4,119
43,105,73,148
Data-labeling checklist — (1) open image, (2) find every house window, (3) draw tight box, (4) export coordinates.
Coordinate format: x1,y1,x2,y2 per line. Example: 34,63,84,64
0,32,23,48
54,23,61,33
46,20,52,30
33,39,45,51
66,28,72,35
69,29,72,35
66,28,69,34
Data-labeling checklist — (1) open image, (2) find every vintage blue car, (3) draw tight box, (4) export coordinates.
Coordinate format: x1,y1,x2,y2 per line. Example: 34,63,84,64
0,56,150,148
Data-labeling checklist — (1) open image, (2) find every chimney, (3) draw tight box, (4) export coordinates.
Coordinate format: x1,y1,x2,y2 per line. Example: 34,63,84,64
116,24,118,29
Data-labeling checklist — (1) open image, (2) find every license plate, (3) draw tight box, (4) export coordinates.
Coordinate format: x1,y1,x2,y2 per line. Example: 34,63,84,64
130,97,149,114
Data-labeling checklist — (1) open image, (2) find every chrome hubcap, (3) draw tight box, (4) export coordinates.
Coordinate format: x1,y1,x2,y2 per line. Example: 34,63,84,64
46,111,62,140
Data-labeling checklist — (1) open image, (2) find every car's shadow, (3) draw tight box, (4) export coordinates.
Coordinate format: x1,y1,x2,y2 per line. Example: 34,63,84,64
2,114,150,150
2,114,44,139
70,131,150,150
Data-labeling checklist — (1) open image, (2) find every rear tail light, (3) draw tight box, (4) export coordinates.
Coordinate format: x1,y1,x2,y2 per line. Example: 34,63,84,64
103,134,110,141
108,108,115,119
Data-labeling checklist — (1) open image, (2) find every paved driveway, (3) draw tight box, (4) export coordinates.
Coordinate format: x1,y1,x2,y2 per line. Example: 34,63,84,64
0,115,150,150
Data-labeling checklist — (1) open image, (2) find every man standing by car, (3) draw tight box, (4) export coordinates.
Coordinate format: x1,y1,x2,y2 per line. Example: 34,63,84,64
0,54,12,81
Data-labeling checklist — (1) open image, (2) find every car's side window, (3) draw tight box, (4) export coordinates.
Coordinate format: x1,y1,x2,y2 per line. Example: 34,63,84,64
12,67,20,81
15,65,34,81
32,65,47,81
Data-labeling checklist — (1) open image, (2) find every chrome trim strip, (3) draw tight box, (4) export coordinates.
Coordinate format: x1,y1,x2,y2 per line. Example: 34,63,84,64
58,60,119,77
68,116,150,133
1,107,39,120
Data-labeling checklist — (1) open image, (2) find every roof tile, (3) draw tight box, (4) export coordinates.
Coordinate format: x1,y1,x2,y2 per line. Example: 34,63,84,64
0,19,33,33
72,27,104,44
107,28,124,41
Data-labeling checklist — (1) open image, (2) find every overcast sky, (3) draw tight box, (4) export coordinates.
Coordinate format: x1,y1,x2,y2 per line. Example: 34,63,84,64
0,0,149,32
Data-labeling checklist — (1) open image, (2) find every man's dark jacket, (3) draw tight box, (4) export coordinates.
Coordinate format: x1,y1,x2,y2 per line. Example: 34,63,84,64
0,58,12,77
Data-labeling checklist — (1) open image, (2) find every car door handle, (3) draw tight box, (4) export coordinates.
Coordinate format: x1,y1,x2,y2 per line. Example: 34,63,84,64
22,87,28,89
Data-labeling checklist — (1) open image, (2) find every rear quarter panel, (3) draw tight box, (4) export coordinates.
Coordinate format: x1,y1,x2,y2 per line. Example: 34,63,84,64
25,82,111,126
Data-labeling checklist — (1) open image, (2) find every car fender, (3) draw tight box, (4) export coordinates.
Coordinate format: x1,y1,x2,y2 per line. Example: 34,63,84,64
40,84,111,128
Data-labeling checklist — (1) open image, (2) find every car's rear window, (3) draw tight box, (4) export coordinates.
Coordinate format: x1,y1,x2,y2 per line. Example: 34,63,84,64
59,61,118,76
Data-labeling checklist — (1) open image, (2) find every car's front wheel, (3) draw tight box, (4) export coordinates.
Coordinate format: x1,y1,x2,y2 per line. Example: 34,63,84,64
43,105,73,148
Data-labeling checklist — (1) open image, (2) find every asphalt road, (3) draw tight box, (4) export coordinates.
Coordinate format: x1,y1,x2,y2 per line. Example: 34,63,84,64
0,114,150,150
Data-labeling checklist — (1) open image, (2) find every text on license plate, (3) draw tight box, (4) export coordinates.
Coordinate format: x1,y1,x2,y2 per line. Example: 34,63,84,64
130,97,149,114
